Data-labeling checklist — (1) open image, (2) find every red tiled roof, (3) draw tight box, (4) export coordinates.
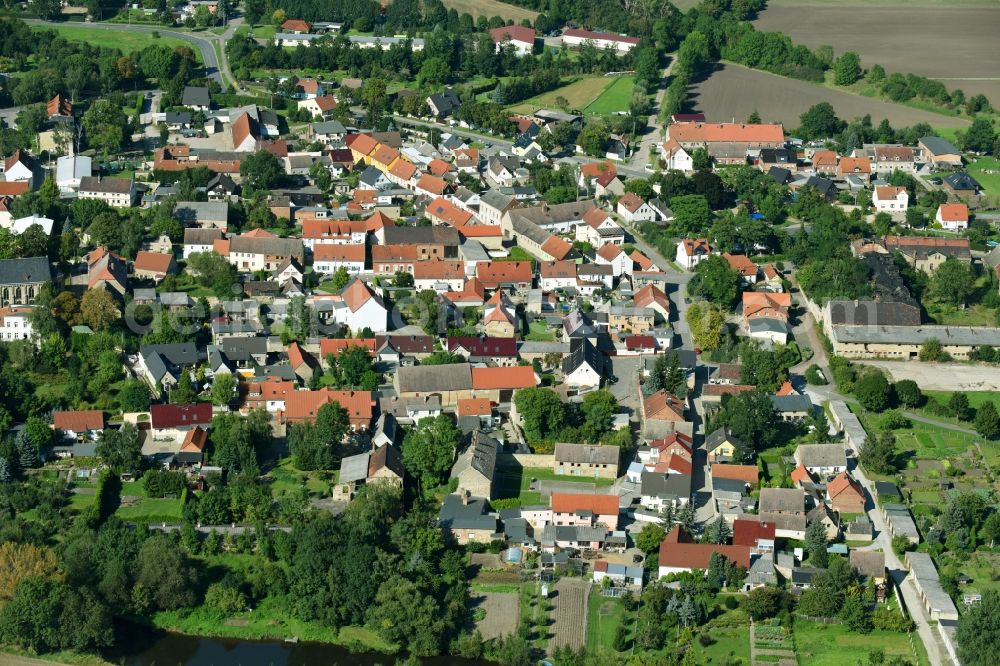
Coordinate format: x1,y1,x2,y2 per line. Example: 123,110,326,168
541,235,573,260
476,261,533,287
710,463,759,486
413,259,465,281
150,403,213,429
838,156,871,174
551,492,619,516
416,173,448,195
53,410,104,432
427,158,453,176
625,335,656,350
937,202,969,222
669,122,784,144
597,244,624,261
448,336,518,357
180,427,208,453
426,197,473,227
340,279,378,312
775,381,795,396
580,161,616,179
658,525,751,570
827,472,864,501
313,244,366,262
790,463,812,485
349,133,379,156
284,388,375,423
319,338,376,358
471,365,537,390
490,25,536,44
679,238,710,256
133,251,174,274
618,192,644,213
281,18,311,32
0,182,29,196
732,519,775,547
630,250,654,271
634,284,670,312
458,398,493,417
642,390,686,422
723,253,758,278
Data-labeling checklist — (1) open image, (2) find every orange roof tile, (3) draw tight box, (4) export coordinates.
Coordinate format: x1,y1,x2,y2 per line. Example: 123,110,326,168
313,244,366,262
710,463,759,486
471,366,537,390
937,202,969,222
551,492,618,516
458,398,493,417
669,122,784,144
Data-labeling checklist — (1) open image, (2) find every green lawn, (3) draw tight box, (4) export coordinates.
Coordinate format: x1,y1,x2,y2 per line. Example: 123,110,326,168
587,590,630,653
526,320,556,341
583,76,636,116
268,456,338,500
493,465,615,506
153,596,395,651
507,76,612,115
793,618,928,666
116,497,184,523
924,390,1000,413
35,25,202,60
968,156,1000,197
693,625,750,664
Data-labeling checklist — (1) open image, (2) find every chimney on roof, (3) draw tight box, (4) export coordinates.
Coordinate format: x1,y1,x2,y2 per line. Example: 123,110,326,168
460,489,469,505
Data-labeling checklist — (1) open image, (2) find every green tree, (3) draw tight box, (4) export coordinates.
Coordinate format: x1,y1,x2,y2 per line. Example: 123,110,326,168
975,401,1000,438
711,390,780,454
211,373,235,406
704,515,731,544
577,120,610,157
858,430,898,475
239,150,283,192
745,586,790,621
171,371,198,404
854,371,892,412
840,594,873,633
798,102,846,140
80,289,120,331
686,301,726,351
918,338,944,362
95,423,142,476
136,534,198,610
512,387,565,444
669,195,711,233
893,379,922,408
805,518,829,567
690,255,740,308
402,414,461,492
580,390,617,443
336,345,376,388
963,117,996,154
931,257,975,306
82,99,127,154
833,51,862,85
949,392,972,420
634,523,665,554
329,266,351,292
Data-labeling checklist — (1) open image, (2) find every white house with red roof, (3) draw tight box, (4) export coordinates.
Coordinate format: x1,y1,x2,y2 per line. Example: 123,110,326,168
490,25,536,55
616,192,657,223
873,185,909,215
675,238,711,270
317,278,388,333
935,202,969,231
0,305,33,341
313,243,366,275
659,137,693,172
595,243,630,277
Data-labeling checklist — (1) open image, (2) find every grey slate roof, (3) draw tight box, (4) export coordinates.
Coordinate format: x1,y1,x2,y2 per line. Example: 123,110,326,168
795,443,847,468
770,394,813,413
438,494,497,531
832,324,1000,347
705,426,742,453
919,136,959,156
174,201,229,226
452,430,500,482
554,442,619,465
640,471,691,500
759,488,805,514
562,337,603,376
339,451,371,484
396,363,473,393
0,256,51,284
182,86,211,107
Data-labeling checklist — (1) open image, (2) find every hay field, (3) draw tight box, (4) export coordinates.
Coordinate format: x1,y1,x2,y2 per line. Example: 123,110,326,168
508,76,612,114
690,63,971,129
442,0,538,20
755,2,1000,101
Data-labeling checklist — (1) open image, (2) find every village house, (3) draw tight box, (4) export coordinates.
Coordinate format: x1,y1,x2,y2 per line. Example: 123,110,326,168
490,25,535,55
657,526,752,577
77,176,136,208
675,238,711,270
561,28,640,53
794,443,848,476
935,202,969,231
553,442,619,480
438,493,498,545
873,186,909,216
450,430,500,499
758,487,807,539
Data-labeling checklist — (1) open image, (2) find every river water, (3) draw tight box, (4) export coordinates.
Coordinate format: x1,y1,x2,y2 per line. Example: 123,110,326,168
116,632,486,666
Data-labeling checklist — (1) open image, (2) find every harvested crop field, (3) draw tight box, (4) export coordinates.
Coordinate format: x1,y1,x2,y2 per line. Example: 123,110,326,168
508,76,613,115
471,591,520,640
549,578,590,651
690,63,971,129
755,2,1000,101
441,0,538,21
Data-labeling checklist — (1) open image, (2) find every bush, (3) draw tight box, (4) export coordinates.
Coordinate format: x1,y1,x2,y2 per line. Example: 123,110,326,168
872,606,915,632
205,583,247,614
805,364,827,385
880,410,911,430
